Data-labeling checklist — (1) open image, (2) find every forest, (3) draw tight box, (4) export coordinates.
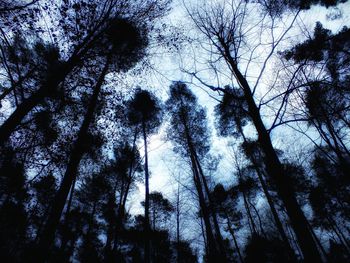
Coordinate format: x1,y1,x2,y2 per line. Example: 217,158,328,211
0,0,349,262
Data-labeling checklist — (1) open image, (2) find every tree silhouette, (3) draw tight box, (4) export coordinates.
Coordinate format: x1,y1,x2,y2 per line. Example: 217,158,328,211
188,1,324,260
142,191,173,231
104,142,143,261
211,183,244,263
166,81,228,262
0,147,28,262
0,0,167,145
126,88,163,263
36,10,158,261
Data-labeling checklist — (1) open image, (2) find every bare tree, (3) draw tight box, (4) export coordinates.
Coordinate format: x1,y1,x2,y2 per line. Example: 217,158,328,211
185,0,324,261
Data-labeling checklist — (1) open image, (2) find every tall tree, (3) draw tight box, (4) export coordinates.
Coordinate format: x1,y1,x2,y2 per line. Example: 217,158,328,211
104,142,143,261
36,16,149,260
284,23,350,175
215,87,297,260
166,81,228,262
126,88,163,263
211,184,244,263
187,1,326,261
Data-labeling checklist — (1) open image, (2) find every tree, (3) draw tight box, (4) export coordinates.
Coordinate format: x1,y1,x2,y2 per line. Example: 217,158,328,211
126,88,163,263
283,22,350,260
211,184,244,263
0,147,28,262
104,142,143,261
166,81,228,262
187,1,325,261
143,191,174,231
29,174,57,239
75,173,112,263
283,23,350,176
36,14,151,261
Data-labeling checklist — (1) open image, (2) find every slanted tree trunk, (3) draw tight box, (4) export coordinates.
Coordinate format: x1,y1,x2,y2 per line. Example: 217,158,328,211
0,21,105,145
224,211,243,263
36,56,111,262
177,96,228,262
192,166,218,263
58,178,76,254
185,125,226,262
327,216,350,256
235,161,257,236
249,199,267,238
242,191,257,235
0,57,78,145
193,151,227,258
104,195,117,262
111,131,138,260
222,49,323,262
236,120,296,260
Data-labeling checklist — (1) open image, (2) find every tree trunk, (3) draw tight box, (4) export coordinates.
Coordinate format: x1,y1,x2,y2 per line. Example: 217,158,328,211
242,191,257,235
327,216,350,255
176,182,180,263
142,120,151,263
193,171,218,263
188,138,224,262
237,122,296,260
225,211,243,263
58,178,76,253
112,131,138,259
104,195,116,262
222,49,323,262
249,199,267,238
178,101,227,262
36,57,110,262
0,58,78,145
193,152,227,258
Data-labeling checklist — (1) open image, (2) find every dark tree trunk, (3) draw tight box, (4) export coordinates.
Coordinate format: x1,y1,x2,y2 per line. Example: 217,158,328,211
255,168,296,259
327,216,350,255
192,169,217,263
58,178,76,254
142,120,151,263
237,123,296,260
225,212,243,263
249,199,267,238
104,195,116,262
193,152,227,258
186,131,225,262
111,131,138,260
177,98,227,262
36,57,110,262
176,183,180,263
223,49,323,262
235,162,257,236
199,215,209,258
0,58,77,145
242,191,257,235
